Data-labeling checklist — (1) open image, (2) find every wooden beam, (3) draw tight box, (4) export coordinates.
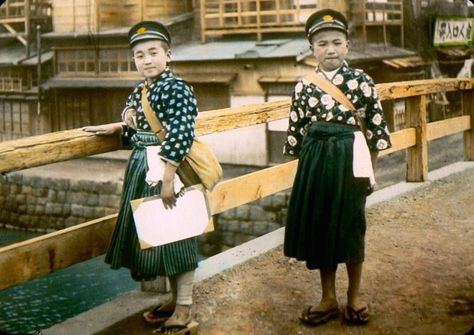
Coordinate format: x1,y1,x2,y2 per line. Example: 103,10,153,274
0,101,290,174
462,91,474,161
378,127,416,157
1,23,28,46
208,159,298,214
0,79,473,174
0,125,121,174
0,160,299,291
0,215,117,291
406,96,428,182
195,99,290,136
427,115,471,141
376,79,474,100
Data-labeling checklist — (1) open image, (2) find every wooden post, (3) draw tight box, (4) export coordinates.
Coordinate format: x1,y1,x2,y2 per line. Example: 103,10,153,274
406,95,428,182
256,0,261,41
200,0,206,43
399,0,404,48
25,0,31,57
462,90,474,161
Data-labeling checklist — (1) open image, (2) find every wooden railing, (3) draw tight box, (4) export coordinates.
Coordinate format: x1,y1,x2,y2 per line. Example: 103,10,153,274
0,0,51,20
200,0,318,42
0,78,473,291
0,77,23,91
350,0,404,47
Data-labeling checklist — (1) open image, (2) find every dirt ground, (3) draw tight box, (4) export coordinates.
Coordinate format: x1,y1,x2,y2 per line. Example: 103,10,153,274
101,167,474,335
191,168,474,335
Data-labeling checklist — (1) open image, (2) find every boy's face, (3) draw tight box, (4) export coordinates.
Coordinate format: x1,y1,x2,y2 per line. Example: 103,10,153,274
132,40,171,81
311,30,349,72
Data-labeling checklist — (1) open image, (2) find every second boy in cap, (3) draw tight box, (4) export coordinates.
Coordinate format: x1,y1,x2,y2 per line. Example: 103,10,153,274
283,9,392,326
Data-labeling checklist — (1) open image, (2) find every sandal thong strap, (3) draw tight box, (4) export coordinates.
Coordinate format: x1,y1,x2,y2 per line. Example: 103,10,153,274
143,304,174,324
153,320,199,335
344,305,370,325
299,305,340,326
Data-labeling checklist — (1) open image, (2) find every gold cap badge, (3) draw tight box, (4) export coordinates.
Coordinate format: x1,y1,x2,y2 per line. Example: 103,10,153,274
322,15,333,21
137,27,147,34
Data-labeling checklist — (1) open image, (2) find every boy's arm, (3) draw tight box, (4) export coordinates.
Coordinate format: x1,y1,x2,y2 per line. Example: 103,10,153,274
359,76,392,152
161,162,178,209
283,81,307,157
153,80,198,165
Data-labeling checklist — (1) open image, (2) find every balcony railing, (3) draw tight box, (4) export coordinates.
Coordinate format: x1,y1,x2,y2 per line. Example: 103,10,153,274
200,0,318,42
0,77,23,92
0,0,51,20
350,0,404,46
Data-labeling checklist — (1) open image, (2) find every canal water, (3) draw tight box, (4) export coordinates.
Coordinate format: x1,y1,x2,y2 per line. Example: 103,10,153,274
0,229,139,335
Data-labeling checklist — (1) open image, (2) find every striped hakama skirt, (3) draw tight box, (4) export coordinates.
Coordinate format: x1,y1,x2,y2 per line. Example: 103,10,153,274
105,131,198,281
284,122,369,270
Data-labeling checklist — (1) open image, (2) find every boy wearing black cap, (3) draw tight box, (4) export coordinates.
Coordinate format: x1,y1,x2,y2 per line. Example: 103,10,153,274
283,9,391,326
85,20,199,334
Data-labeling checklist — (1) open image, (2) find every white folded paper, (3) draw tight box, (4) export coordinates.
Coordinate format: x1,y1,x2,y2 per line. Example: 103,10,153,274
145,145,184,192
130,185,214,249
353,131,376,187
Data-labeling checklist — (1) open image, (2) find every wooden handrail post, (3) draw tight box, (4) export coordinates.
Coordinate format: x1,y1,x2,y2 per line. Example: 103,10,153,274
462,90,474,161
406,95,428,182
200,0,206,43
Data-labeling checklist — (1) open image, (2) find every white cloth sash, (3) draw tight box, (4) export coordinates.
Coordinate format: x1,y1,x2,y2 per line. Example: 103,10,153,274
145,146,184,192
353,131,376,187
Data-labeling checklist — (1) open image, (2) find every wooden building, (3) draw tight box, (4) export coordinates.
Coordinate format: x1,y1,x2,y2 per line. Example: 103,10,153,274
52,0,193,33
0,0,52,141
3,0,470,165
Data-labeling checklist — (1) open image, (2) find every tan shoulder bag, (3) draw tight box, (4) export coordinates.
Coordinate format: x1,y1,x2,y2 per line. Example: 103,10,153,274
141,85,223,191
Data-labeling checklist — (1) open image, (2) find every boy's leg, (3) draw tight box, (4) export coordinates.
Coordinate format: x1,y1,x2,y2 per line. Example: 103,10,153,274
344,262,370,324
143,278,176,324
160,270,196,333
315,266,338,311
175,270,194,306
299,266,339,326
346,262,365,309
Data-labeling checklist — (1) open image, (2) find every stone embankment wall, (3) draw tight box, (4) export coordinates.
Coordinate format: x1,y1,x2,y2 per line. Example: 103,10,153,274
0,173,122,232
0,171,289,257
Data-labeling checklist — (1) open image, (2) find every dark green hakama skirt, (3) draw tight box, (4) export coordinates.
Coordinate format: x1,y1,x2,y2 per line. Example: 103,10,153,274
105,131,198,281
284,122,369,270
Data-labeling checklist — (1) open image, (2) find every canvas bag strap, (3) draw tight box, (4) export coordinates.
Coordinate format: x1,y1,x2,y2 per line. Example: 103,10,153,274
140,85,166,142
304,72,356,112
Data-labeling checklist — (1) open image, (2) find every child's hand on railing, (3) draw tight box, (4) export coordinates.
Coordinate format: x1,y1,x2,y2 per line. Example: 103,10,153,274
82,124,122,136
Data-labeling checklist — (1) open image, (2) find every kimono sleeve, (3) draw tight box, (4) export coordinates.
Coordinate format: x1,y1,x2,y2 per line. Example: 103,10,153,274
358,76,392,151
283,81,309,157
154,80,198,165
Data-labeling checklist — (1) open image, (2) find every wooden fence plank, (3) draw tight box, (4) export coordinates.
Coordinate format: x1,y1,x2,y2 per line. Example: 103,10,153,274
376,78,473,100
208,160,298,214
427,115,471,141
0,215,117,291
1,79,473,174
0,125,121,173
0,160,300,291
378,127,416,156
